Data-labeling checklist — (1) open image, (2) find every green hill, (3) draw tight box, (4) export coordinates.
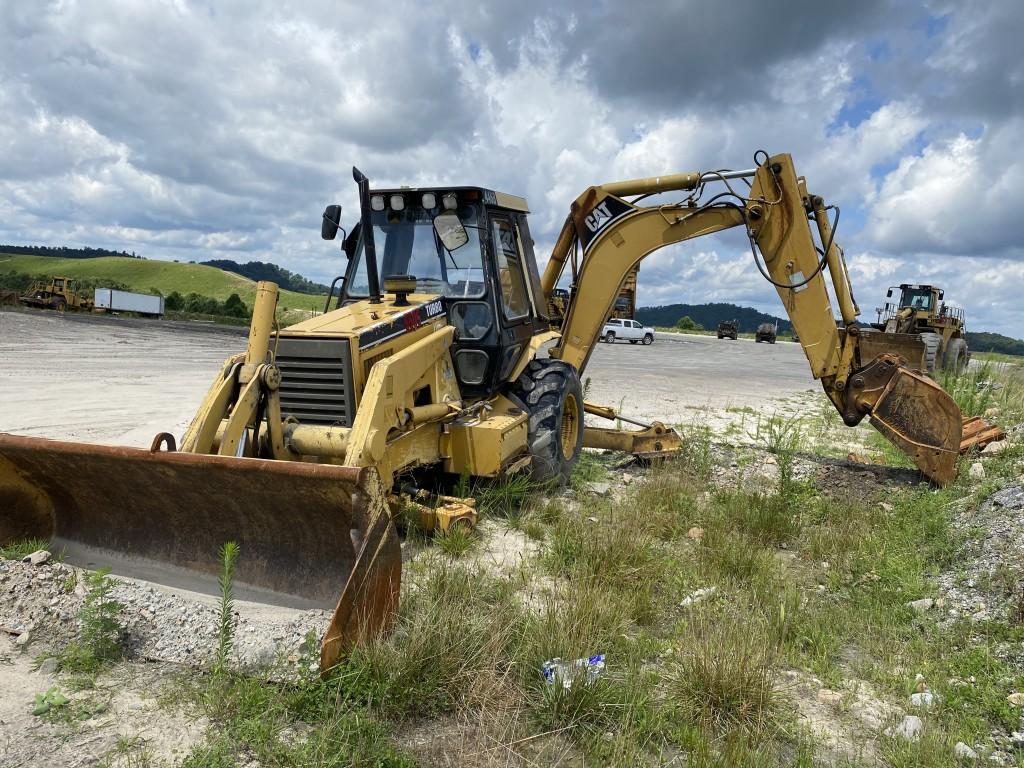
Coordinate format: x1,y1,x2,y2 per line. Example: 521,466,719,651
636,302,792,334
966,331,1024,357
0,254,326,311
201,259,329,295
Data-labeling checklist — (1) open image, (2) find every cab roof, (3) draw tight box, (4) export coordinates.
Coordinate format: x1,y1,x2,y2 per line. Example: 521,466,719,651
371,185,529,213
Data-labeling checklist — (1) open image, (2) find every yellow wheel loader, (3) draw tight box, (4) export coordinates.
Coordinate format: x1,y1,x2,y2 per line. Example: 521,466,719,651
871,283,970,372
0,154,1003,672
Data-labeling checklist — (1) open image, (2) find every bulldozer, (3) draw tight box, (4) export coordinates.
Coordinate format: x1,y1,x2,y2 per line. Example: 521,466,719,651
19,276,94,312
0,153,1003,672
871,283,970,372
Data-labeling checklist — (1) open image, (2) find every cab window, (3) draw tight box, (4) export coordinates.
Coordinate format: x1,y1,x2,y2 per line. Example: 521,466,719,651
490,215,531,320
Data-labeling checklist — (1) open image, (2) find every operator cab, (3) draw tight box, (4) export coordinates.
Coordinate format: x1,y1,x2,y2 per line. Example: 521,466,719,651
888,283,943,313
322,172,549,397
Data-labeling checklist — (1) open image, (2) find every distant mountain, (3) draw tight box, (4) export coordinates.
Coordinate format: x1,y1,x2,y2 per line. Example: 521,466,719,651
200,260,330,295
636,303,792,334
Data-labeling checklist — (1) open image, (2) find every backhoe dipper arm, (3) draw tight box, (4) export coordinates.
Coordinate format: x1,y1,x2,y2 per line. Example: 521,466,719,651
544,152,970,485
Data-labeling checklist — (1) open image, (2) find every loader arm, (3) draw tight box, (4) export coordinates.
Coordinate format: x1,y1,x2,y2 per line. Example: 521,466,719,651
542,152,992,485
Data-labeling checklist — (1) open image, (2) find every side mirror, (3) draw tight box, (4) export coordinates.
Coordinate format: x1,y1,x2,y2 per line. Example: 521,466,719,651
433,211,469,252
886,288,893,298
321,204,342,240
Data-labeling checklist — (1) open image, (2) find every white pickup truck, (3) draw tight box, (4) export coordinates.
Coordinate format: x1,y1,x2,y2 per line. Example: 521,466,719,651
601,318,655,345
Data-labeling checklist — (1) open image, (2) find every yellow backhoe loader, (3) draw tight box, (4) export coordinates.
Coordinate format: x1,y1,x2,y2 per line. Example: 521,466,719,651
0,154,1003,672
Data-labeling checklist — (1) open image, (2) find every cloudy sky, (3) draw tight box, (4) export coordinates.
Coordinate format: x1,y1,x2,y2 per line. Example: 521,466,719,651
1,0,1021,334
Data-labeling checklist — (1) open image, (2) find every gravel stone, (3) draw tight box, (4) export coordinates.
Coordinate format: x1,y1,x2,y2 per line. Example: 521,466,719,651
954,741,979,760
909,691,936,709
886,714,923,742
23,550,51,566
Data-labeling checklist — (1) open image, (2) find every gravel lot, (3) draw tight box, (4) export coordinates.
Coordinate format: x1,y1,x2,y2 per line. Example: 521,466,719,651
0,309,815,446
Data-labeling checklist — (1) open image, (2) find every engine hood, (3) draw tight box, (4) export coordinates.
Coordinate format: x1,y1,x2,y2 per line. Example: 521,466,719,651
278,293,446,351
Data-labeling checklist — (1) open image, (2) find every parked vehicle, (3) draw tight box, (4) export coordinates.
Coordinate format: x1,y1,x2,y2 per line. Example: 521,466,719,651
94,289,164,318
755,322,777,344
19,276,94,311
602,317,654,345
717,319,738,340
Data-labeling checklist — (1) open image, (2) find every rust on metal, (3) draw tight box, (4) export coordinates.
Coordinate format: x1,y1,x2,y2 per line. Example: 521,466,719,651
866,366,962,485
960,416,1005,452
583,422,684,457
0,433,400,669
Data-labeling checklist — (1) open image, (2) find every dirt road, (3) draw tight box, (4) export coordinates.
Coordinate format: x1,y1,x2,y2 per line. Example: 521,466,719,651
0,310,815,444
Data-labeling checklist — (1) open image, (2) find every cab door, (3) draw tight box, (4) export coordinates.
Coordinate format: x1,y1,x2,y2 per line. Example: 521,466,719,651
487,212,539,381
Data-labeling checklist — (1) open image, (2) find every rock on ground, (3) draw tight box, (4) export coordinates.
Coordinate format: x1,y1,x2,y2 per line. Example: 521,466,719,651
939,485,1024,626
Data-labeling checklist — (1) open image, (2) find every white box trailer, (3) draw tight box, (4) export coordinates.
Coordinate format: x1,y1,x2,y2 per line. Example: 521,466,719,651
94,289,165,317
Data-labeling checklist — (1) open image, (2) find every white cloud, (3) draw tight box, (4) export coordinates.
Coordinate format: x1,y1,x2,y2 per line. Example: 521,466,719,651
0,1,1020,335
867,118,1023,256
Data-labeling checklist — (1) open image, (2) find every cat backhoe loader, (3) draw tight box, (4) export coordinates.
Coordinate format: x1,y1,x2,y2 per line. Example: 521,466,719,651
0,154,1002,671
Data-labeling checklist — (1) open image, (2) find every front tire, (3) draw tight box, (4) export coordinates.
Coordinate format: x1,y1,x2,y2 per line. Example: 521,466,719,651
642,334,653,345
920,333,941,373
605,331,615,344
510,359,584,486
942,337,969,372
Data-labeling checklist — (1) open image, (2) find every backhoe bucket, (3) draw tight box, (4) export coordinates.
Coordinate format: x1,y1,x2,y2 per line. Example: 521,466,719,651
866,366,963,485
0,433,400,670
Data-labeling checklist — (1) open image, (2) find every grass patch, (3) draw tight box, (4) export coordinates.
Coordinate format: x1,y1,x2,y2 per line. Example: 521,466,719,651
670,611,779,734
0,538,51,560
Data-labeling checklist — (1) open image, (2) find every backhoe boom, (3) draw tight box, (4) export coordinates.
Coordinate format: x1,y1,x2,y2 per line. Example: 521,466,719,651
543,152,995,485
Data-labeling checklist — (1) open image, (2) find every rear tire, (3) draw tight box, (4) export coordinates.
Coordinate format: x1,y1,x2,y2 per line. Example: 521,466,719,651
642,334,653,345
942,337,969,372
605,331,615,344
920,333,941,373
54,298,66,312
510,359,584,487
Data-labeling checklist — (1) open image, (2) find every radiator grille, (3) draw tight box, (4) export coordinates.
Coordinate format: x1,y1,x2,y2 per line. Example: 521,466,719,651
274,336,355,426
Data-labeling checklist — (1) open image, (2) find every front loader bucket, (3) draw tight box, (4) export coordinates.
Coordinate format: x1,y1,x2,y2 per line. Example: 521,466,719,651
858,330,927,372
0,433,400,670
866,366,963,485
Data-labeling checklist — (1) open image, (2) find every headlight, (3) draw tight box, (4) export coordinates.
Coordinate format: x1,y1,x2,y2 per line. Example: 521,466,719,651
390,194,405,211
370,195,385,211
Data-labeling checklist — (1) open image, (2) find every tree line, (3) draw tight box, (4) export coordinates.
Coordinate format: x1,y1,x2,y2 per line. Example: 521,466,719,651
0,245,141,259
